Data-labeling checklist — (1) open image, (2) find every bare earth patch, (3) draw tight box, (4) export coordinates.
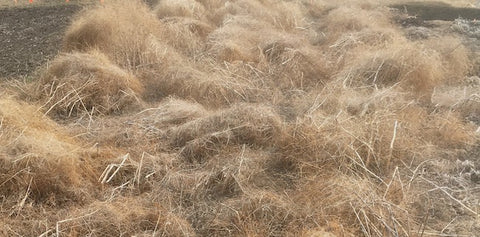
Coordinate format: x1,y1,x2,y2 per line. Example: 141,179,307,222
0,4,81,77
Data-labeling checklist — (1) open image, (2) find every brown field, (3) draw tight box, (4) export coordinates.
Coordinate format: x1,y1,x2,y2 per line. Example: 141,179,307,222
0,0,479,236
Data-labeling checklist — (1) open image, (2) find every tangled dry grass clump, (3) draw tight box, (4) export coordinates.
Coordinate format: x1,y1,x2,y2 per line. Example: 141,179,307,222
0,97,94,208
35,50,144,117
1,0,479,236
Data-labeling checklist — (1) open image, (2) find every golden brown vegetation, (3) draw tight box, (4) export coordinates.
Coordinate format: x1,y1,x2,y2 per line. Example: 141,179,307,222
35,50,144,117
1,0,479,236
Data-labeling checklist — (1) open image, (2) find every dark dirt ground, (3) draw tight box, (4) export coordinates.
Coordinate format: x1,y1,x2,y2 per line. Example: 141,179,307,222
0,0,158,79
390,2,480,21
0,4,81,78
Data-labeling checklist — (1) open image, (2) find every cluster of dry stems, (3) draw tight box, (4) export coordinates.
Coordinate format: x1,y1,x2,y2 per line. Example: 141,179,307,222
0,0,479,236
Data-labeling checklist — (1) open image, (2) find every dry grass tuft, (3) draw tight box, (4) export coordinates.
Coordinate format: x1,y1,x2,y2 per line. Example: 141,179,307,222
161,17,214,56
260,38,331,90
323,6,393,40
207,191,299,236
34,51,144,118
154,0,206,20
337,41,445,98
63,0,168,73
142,65,258,106
56,198,195,236
168,104,284,162
143,97,209,126
0,97,92,206
206,16,268,63
294,174,412,237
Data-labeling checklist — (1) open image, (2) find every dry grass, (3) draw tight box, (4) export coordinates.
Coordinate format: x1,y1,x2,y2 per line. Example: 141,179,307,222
0,97,94,207
167,104,284,162
54,198,195,236
63,0,166,72
34,50,144,118
155,0,206,20
1,0,479,236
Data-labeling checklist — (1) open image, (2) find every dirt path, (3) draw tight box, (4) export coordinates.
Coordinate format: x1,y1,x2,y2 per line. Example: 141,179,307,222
0,4,81,78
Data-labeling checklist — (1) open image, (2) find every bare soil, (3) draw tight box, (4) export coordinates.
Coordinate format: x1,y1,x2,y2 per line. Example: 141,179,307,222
0,0,158,78
390,1,480,21
0,4,81,78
